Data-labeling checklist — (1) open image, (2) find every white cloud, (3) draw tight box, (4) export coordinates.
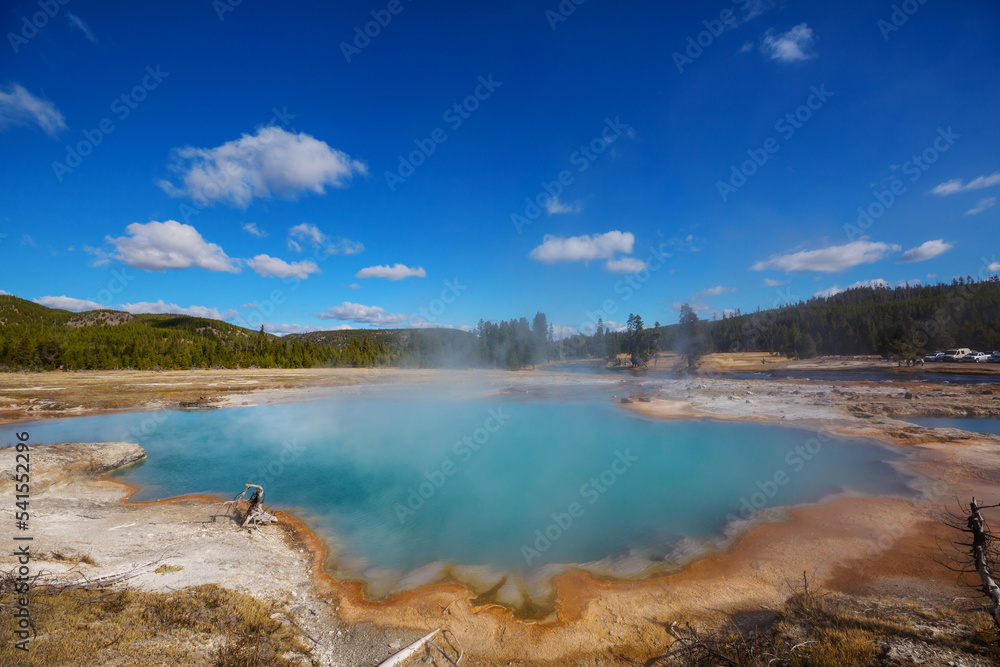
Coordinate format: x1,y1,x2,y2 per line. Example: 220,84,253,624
34,295,102,311
286,223,363,255
580,319,627,334
262,322,354,335
671,300,714,317
931,172,1000,196
66,12,97,43
355,263,426,280
158,127,367,208
0,290,9,296
898,239,953,263
696,285,737,297
761,23,815,62
528,230,646,273
0,84,66,138
82,245,110,266
316,302,416,328
287,223,326,251
546,324,577,340
120,300,239,321
529,231,635,263
245,254,320,279
104,220,239,273
930,180,962,196
812,278,920,299
988,262,1000,273
812,285,844,299
346,283,361,290
751,239,900,273
27,294,245,323
530,231,647,273
242,222,267,237
965,174,1000,190
545,197,581,215
967,197,996,216
326,238,364,255
763,278,787,287
740,0,775,22
604,256,647,273
664,233,699,253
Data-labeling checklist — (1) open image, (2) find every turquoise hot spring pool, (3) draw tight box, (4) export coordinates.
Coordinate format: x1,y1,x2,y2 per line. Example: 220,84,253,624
11,393,917,602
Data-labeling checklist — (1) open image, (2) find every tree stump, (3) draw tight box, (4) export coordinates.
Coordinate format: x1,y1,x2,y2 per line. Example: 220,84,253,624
226,483,278,529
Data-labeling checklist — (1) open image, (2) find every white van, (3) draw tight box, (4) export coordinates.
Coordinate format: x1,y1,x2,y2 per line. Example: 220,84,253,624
943,348,972,361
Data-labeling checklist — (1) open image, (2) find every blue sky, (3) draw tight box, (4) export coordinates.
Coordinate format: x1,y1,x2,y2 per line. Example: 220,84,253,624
1,0,998,336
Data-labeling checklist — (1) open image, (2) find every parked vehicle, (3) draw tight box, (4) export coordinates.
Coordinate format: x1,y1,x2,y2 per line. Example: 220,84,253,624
965,352,990,363
989,352,1000,363
943,348,972,361
923,351,945,362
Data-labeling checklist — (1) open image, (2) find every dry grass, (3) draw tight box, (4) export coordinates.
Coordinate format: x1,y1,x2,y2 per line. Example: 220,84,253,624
0,583,306,666
0,367,419,423
692,352,791,374
650,588,1000,666
44,551,97,566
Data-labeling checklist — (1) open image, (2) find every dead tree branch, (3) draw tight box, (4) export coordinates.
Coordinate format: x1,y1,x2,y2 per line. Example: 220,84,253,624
968,497,1000,631
224,483,277,530
1,558,166,597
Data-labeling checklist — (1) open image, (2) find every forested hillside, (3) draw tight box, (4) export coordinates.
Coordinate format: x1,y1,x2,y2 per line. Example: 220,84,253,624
2,278,998,371
0,296,548,371
0,296,338,370
695,277,1000,359
552,277,1000,364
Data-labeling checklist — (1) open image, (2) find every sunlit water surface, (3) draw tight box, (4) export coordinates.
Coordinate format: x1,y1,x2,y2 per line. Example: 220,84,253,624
14,394,916,606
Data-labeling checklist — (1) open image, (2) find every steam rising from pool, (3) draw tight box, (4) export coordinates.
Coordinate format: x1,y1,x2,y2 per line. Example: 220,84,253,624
20,390,915,611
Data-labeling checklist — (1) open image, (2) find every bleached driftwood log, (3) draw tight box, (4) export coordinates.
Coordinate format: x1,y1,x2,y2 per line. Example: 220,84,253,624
968,498,1000,630
226,483,277,529
376,628,464,667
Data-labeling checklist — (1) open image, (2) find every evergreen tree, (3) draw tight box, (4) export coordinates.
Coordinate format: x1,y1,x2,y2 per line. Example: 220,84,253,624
678,304,704,368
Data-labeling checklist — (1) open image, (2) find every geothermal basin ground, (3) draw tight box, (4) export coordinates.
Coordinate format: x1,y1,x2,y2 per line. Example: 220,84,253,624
3,364,1000,665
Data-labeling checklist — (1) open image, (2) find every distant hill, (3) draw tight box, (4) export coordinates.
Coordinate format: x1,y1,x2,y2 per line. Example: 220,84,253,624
701,277,1000,358
5,277,996,371
639,277,1000,360
553,277,1000,364
0,295,79,327
0,295,336,370
285,327,485,368
0,295,482,371
285,326,474,348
